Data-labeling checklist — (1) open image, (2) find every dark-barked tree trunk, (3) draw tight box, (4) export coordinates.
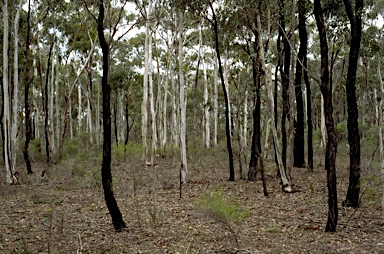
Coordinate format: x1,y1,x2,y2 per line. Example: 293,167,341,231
210,2,235,181
97,0,126,232
293,0,307,168
304,55,313,170
343,0,363,208
248,36,261,182
23,0,33,174
279,0,290,170
314,0,338,232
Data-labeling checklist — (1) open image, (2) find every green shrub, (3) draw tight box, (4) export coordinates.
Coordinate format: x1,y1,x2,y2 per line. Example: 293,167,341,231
112,142,142,162
195,190,250,247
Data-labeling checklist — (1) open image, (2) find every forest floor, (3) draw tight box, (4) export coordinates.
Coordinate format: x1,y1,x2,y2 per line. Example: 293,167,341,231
0,141,384,253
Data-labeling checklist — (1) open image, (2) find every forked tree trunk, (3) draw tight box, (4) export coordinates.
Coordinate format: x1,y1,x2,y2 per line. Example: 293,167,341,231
314,0,338,232
343,0,363,208
58,39,96,159
97,0,126,232
258,6,291,192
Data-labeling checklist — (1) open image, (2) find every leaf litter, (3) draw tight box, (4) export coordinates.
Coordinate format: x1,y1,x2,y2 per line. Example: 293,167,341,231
0,155,383,253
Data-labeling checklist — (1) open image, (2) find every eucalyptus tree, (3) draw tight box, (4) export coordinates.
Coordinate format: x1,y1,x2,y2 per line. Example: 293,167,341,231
91,0,141,231
342,0,364,208
314,0,339,232
278,0,291,171
23,0,34,174
3,0,15,183
226,0,266,187
293,0,307,168
171,0,235,181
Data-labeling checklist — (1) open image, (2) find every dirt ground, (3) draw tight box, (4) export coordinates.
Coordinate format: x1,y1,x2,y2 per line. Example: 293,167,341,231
0,146,384,254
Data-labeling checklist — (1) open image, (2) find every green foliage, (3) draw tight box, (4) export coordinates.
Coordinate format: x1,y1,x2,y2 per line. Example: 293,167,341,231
28,138,45,162
361,175,381,203
147,205,164,228
336,121,347,142
196,190,250,233
112,143,142,162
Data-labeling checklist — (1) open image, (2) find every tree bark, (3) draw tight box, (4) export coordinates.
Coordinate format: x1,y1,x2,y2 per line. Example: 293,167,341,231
293,0,306,168
314,0,338,232
11,0,24,175
248,39,261,181
3,0,16,184
210,2,235,181
97,0,126,232
258,5,291,192
279,0,290,170
23,0,33,174
43,40,55,163
141,0,150,162
343,0,363,208
178,10,188,183
378,55,384,214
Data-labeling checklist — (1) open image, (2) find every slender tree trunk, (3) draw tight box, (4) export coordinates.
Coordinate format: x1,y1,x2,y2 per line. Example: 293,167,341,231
86,60,94,145
210,2,235,181
97,0,126,232
114,95,118,145
287,0,297,178
343,0,363,208
78,82,82,135
293,0,306,168
193,22,202,153
314,0,338,232
301,14,313,170
50,45,56,155
279,0,290,170
378,55,384,214
203,57,210,148
248,44,261,181
213,52,219,147
23,0,33,174
125,96,130,145
320,94,327,147
305,67,313,169
149,15,157,165
141,0,150,162
43,41,54,163
11,0,24,175
178,10,188,183
3,0,15,184
161,56,169,153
